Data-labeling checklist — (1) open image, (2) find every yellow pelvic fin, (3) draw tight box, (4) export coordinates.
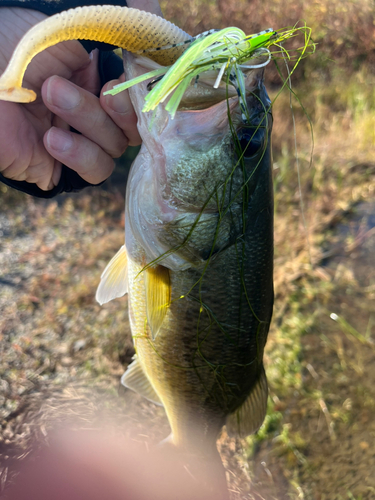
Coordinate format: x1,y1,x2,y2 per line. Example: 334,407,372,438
0,5,189,103
145,265,171,340
121,355,162,406
95,245,128,305
226,365,268,437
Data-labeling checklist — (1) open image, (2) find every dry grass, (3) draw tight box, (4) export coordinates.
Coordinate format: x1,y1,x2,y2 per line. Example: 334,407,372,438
1,0,375,498
162,0,375,80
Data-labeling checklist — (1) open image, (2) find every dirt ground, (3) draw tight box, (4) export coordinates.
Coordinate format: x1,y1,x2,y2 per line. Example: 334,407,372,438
0,170,374,499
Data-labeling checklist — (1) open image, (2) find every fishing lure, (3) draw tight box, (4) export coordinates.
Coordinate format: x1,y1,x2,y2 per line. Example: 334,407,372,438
0,5,190,103
105,24,314,119
0,3,314,121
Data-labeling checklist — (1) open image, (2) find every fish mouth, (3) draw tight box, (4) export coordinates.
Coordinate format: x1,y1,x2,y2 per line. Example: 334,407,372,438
176,78,238,111
173,49,269,113
158,72,271,141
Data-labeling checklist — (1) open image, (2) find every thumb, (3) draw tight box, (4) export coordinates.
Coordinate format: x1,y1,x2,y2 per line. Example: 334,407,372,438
100,77,142,147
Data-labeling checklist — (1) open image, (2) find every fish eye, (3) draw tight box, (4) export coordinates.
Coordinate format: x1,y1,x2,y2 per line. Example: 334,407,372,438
237,127,266,159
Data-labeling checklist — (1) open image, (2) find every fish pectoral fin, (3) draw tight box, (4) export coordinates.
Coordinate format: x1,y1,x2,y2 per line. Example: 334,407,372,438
96,245,128,305
121,356,163,406
145,265,171,340
226,365,268,438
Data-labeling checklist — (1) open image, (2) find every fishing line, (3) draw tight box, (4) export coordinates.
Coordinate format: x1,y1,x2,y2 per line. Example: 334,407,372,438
281,44,322,330
281,46,308,246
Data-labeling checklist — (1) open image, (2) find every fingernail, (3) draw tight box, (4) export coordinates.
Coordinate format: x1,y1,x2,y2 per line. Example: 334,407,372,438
46,128,73,152
47,77,80,109
107,92,131,114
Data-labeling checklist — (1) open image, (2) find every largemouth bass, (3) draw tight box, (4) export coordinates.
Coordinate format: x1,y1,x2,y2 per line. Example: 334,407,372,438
97,51,274,457
0,6,274,495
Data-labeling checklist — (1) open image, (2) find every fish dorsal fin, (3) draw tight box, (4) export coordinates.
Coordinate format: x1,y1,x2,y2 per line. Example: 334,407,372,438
121,356,163,406
96,245,128,305
226,365,268,437
145,265,171,340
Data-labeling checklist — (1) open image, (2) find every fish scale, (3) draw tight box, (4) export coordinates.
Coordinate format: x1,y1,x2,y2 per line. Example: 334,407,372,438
128,227,273,448
116,50,274,461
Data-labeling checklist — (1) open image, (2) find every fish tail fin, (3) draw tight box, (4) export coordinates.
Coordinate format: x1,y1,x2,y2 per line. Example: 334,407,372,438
157,435,230,500
158,433,175,448
226,364,268,437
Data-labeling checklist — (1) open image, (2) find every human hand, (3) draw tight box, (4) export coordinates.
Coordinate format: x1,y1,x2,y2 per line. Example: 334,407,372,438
0,0,161,191
5,429,223,500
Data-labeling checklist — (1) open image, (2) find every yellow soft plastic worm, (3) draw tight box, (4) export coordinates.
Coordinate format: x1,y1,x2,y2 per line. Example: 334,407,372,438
0,5,189,103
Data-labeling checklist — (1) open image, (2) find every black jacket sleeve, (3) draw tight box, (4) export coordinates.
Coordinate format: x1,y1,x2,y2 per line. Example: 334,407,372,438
0,0,127,198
